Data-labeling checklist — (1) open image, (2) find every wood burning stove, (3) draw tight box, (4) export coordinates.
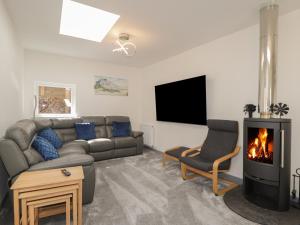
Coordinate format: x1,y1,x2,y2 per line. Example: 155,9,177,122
243,118,291,211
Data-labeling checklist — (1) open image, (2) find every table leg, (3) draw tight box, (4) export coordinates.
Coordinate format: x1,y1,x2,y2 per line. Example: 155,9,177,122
34,208,38,225
29,206,34,225
21,198,28,225
72,190,78,225
78,182,82,225
13,190,20,225
66,198,70,225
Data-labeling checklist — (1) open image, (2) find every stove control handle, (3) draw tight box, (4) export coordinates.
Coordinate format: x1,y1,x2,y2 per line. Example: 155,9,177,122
281,130,285,168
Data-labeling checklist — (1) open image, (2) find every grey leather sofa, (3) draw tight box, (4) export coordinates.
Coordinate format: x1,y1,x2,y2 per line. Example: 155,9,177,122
0,116,143,204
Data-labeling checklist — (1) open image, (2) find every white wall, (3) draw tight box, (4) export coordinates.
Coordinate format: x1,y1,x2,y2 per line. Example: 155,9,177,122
141,9,300,181
23,50,141,129
0,0,24,136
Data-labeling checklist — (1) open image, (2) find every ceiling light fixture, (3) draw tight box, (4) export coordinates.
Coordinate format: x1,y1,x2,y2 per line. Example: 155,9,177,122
112,33,136,57
60,0,120,42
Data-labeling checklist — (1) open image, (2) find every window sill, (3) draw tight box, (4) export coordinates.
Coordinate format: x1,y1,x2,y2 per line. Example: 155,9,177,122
34,113,78,119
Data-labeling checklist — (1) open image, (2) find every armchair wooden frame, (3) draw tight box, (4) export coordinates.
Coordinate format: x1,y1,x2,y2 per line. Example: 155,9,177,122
181,146,241,196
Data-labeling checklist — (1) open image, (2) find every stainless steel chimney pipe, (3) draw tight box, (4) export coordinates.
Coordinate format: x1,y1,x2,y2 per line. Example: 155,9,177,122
258,4,278,118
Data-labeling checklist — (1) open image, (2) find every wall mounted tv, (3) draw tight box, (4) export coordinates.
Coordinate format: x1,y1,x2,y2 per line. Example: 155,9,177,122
155,75,207,125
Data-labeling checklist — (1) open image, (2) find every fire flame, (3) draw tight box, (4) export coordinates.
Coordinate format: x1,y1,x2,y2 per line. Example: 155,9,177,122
248,128,273,162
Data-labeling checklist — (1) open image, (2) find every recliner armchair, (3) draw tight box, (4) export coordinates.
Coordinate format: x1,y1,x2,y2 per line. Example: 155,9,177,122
180,119,240,196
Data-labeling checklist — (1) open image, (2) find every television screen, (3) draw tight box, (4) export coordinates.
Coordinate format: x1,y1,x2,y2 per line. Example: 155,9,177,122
155,75,207,125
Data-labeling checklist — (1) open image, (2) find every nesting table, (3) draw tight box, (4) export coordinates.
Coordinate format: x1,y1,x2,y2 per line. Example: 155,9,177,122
11,166,84,225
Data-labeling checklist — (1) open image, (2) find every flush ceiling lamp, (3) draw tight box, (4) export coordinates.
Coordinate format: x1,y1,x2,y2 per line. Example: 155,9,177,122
60,0,120,42
112,33,136,57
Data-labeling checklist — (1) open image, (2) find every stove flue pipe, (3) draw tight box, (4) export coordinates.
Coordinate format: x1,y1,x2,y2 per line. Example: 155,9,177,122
258,4,278,118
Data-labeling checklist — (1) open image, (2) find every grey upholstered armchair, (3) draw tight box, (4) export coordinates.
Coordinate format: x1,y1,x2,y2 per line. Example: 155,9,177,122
180,119,240,196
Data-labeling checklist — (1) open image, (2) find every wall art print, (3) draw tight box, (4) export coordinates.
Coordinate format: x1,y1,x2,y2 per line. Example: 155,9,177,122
94,76,128,96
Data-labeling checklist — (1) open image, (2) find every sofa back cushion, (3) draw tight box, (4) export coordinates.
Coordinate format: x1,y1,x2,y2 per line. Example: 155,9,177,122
34,119,52,131
24,148,44,166
105,116,130,138
51,118,82,143
5,120,37,151
82,116,107,138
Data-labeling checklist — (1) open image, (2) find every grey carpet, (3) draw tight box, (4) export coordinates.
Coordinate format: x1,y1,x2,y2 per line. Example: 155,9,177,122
1,148,256,225
224,187,300,225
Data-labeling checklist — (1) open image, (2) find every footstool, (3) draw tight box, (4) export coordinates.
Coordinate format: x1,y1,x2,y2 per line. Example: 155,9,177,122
162,146,200,166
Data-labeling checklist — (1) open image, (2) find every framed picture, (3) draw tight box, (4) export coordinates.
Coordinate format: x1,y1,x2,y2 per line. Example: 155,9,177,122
94,76,128,96
34,81,76,118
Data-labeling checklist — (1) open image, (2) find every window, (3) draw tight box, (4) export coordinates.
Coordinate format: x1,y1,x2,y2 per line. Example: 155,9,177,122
34,81,76,118
60,0,120,42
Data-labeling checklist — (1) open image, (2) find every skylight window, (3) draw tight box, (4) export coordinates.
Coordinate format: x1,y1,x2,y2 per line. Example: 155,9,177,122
60,0,120,42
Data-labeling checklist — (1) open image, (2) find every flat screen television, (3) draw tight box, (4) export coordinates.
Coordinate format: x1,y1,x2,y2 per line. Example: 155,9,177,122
155,75,207,125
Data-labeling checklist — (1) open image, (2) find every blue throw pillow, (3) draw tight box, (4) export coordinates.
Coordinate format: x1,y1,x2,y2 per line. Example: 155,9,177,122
32,136,59,161
38,128,63,149
112,122,131,137
75,123,96,140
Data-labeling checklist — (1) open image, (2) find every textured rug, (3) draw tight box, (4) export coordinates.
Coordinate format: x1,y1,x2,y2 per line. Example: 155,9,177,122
224,187,300,225
1,149,256,225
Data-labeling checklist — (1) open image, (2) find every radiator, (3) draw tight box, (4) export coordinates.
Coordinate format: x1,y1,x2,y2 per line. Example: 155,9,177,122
140,124,155,148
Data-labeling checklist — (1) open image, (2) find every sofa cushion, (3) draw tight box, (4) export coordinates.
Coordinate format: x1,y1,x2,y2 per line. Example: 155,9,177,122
53,128,77,143
62,140,89,152
5,120,37,151
34,119,52,131
58,145,86,157
113,137,137,149
94,126,107,139
24,148,44,166
75,123,96,140
82,116,105,126
28,154,94,171
51,118,83,129
105,116,130,138
38,128,63,149
32,136,59,161
88,138,114,153
112,122,131,137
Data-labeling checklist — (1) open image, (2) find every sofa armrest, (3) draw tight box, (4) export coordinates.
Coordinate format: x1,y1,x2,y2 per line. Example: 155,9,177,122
0,139,29,178
28,154,94,171
131,131,144,138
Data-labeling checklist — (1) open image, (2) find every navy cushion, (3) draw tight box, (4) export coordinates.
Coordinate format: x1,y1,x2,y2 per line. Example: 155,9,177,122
75,123,96,140
112,122,131,137
38,128,63,149
32,136,59,161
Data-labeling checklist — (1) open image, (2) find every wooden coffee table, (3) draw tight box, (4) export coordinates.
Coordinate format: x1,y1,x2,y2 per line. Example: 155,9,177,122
11,166,84,225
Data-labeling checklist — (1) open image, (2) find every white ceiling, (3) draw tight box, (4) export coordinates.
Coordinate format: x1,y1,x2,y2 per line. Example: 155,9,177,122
4,0,300,67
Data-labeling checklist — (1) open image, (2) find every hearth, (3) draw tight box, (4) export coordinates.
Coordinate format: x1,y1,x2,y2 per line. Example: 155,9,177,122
243,118,291,211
